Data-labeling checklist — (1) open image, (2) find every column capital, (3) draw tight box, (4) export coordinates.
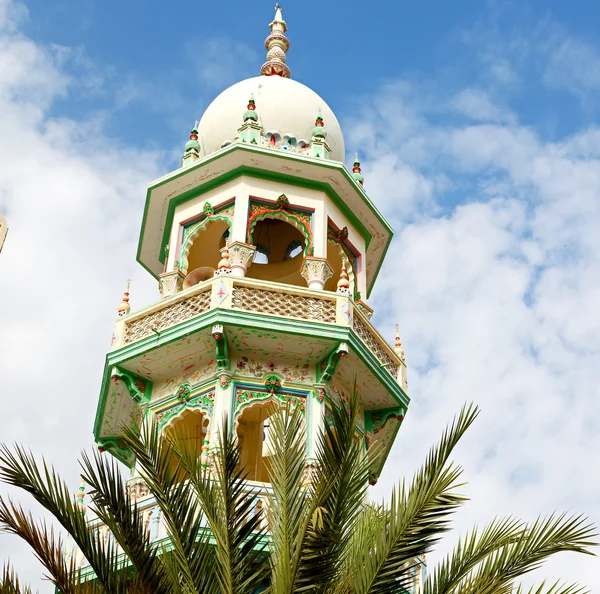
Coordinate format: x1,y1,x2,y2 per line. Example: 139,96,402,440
301,256,333,291
159,269,185,299
228,241,256,277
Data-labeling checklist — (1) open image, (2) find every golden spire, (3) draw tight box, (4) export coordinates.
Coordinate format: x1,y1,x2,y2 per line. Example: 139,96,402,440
260,3,291,78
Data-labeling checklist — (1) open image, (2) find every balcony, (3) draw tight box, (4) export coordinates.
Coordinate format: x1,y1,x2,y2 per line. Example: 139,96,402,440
112,274,406,390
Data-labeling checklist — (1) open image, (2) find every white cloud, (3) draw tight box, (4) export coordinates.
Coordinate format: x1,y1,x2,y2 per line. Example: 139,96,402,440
451,88,517,124
0,2,161,589
0,0,599,591
361,78,600,588
189,37,258,90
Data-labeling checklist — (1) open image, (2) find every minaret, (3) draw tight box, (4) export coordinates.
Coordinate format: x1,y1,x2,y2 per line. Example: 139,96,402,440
92,3,409,554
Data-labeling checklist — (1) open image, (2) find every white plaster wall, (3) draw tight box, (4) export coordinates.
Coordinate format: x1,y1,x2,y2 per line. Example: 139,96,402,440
166,174,368,295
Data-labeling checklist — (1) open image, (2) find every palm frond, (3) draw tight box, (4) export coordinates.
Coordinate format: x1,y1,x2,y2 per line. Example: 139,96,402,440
423,516,524,594
1,562,35,594
263,404,309,593
120,418,214,594
173,415,268,594
294,388,376,593
350,403,479,594
449,513,597,594
514,580,589,594
80,449,172,594
0,444,135,593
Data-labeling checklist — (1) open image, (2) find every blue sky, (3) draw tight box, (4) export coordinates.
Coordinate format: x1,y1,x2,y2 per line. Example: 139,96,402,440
1,0,600,590
18,0,600,161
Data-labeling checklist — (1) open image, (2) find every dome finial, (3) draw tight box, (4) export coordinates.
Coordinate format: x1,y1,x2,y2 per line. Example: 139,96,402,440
260,4,291,78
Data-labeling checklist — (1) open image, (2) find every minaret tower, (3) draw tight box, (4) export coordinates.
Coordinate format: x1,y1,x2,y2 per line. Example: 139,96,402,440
94,5,408,510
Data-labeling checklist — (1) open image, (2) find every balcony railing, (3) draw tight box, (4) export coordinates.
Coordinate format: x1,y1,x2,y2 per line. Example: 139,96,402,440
113,275,405,385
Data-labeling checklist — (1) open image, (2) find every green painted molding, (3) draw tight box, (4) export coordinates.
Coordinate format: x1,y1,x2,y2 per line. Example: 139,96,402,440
136,144,395,295
111,367,152,404
317,342,349,383
364,406,405,433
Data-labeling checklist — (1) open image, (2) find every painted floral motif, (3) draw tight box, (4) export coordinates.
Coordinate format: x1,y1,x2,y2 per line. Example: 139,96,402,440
176,384,191,402
276,193,289,209
312,387,326,404
235,356,312,384
156,391,215,431
203,201,214,216
264,374,282,393
235,389,305,415
247,202,312,255
219,374,232,388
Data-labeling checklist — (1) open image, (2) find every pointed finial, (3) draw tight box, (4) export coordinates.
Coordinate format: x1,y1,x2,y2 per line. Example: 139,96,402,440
243,94,259,122
182,121,201,167
184,122,200,153
395,324,405,358
217,246,231,273
76,478,86,514
352,153,365,186
313,109,327,139
337,260,350,293
260,4,291,78
117,280,131,317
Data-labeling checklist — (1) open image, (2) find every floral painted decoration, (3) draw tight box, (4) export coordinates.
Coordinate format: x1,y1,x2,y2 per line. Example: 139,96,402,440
264,374,282,394
176,384,191,402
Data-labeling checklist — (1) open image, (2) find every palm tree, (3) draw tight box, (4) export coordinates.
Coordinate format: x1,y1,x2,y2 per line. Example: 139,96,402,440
0,399,595,594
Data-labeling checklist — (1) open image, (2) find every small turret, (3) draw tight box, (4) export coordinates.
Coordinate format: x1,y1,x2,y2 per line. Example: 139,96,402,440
76,479,86,514
394,324,405,360
239,95,263,145
352,153,365,186
182,122,201,168
117,281,131,317
310,110,331,159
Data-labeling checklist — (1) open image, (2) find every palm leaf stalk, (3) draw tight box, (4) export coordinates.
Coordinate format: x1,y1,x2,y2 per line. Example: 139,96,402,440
0,400,595,593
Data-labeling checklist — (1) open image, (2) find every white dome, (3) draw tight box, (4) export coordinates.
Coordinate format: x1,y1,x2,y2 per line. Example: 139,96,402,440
197,76,345,162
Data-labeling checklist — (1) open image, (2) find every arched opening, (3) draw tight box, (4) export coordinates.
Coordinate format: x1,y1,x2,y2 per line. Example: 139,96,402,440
163,409,209,480
236,402,291,483
324,239,355,293
184,219,230,283
247,218,306,287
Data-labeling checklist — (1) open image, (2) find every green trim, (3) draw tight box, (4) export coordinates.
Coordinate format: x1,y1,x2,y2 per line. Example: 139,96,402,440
154,167,372,264
136,145,394,294
111,367,152,404
364,406,404,432
104,308,409,408
317,343,348,383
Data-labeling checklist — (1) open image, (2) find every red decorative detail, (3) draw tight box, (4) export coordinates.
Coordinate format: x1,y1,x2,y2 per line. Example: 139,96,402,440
247,98,256,110
190,132,198,140
246,203,312,250
213,333,222,340
270,134,277,146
